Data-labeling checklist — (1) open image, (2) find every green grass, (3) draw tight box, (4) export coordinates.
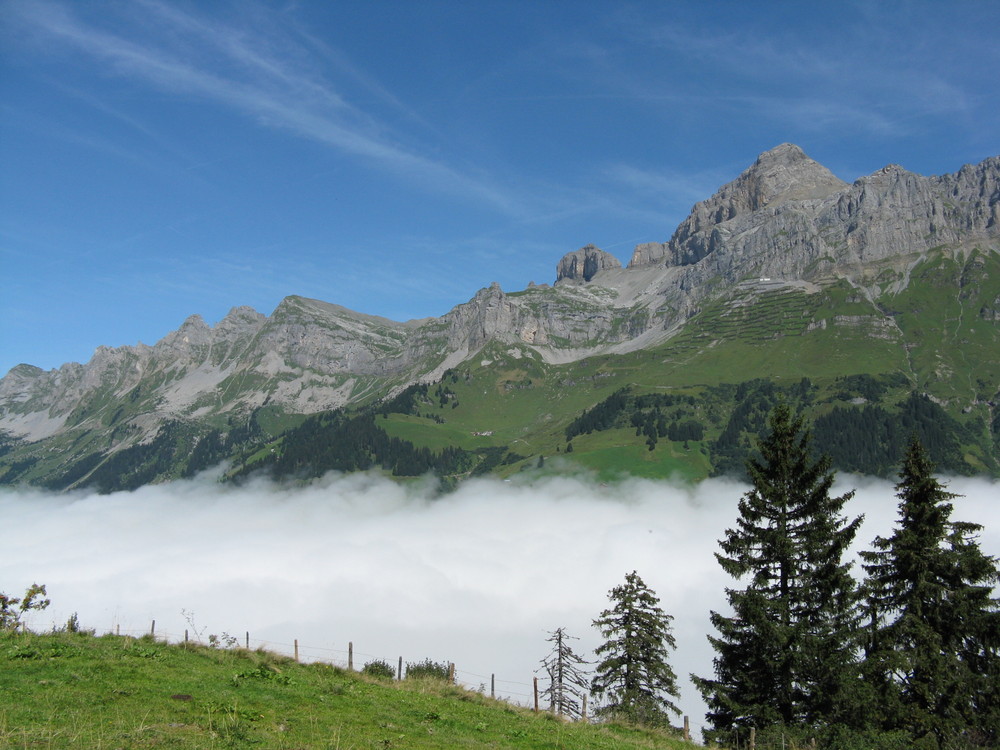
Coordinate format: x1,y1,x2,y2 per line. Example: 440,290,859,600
381,414,484,451
641,286,908,385
561,429,711,482
0,629,696,749
881,249,1000,404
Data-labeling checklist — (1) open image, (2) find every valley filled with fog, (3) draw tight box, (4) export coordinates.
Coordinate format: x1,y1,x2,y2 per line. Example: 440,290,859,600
2,468,997,735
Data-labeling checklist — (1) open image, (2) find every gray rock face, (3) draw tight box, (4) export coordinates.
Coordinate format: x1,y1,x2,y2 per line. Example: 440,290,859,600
650,145,998,279
630,143,849,269
628,241,669,266
556,244,623,282
3,144,998,446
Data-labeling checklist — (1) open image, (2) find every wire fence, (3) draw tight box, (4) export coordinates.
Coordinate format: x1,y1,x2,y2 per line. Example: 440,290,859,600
103,619,544,710
42,617,696,743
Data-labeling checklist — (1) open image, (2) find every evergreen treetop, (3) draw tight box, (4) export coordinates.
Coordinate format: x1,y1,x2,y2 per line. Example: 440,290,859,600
591,571,680,725
696,401,863,740
861,437,1000,747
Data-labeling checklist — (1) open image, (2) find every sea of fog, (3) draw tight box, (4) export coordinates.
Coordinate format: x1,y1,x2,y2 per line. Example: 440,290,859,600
2,468,998,738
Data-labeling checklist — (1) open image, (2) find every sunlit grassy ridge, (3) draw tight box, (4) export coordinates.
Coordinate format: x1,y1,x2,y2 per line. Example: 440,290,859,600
2,248,997,490
371,250,1000,480
0,629,696,749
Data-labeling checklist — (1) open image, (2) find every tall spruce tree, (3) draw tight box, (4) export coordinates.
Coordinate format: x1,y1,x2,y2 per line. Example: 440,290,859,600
538,627,590,720
694,402,863,742
591,571,680,725
861,437,1000,747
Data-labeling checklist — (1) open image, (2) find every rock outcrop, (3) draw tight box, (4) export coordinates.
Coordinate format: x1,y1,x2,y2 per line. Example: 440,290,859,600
556,244,623,282
624,144,999,309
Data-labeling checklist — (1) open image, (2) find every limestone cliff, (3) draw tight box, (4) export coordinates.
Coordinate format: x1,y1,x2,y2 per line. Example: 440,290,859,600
2,144,997,450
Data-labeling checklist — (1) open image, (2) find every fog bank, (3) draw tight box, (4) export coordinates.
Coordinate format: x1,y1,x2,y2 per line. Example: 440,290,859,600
2,470,997,735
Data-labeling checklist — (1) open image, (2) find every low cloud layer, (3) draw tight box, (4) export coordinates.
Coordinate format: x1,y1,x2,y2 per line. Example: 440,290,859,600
2,470,997,734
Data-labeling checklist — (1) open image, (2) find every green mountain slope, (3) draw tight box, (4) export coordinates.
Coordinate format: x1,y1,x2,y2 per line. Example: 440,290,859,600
255,247,997,484
2,247,997,491
0,629,694,749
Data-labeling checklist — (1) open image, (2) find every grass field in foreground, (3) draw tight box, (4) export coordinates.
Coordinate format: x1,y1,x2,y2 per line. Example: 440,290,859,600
0,629,696,749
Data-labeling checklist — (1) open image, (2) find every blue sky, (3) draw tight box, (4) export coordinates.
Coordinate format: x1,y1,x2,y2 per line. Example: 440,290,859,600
2,0,998,375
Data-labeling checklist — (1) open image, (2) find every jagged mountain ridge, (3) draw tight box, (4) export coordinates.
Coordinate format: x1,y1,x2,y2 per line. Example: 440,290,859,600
2,144,998,455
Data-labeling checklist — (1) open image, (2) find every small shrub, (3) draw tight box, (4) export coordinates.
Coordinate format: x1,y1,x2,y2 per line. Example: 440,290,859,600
7,645,42,659
209,632,239,649
0,583,49,630
204,703,258,746
130,645,164,660
58,612,94,636
231,663,290,686
362,659,396,679
405,658,451,681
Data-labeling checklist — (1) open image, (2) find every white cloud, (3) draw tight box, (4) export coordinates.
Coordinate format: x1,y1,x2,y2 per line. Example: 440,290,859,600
3,470,996,737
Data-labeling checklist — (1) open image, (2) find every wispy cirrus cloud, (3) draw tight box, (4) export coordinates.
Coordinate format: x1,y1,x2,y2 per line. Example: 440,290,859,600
602,163,725,211
7,0,520,213
636,13,979,138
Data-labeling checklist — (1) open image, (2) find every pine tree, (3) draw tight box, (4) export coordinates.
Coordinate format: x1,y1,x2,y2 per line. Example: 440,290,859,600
591,571,680,725
538,627,590,720
861,437,1000,747
694,402,863,741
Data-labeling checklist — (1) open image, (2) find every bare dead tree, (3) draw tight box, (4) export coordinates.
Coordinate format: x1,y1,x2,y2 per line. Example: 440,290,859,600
538,627,590,720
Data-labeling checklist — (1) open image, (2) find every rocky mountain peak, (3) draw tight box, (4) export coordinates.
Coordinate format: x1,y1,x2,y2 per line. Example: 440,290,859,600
556,244,622,282
722,142,848,212
1,363,44,383
213,306,266,337
640,144,850,269
757,141,805,160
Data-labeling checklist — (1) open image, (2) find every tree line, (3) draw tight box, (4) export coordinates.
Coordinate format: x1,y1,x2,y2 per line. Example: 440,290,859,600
554,403,998,748
235,411,472,481
561,379,980,479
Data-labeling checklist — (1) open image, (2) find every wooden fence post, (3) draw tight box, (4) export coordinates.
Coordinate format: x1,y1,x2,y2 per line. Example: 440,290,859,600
491,674,495,698
349,642,354,671
150,620,155,637
749,726,756,750
683,715,690,741
533,677,539,712
184,629,188,643
448,663,455,684
398,656,403,680
294,639,299,662
245,631,249,649
582,694,588,722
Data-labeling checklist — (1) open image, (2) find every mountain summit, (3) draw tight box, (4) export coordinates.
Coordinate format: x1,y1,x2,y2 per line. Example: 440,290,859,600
2,145,998,489
683,142,848,223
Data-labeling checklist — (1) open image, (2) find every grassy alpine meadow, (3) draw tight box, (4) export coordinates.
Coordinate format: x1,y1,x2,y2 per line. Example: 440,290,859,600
556,429,711,483
0,628,696,749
